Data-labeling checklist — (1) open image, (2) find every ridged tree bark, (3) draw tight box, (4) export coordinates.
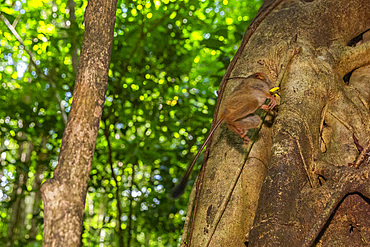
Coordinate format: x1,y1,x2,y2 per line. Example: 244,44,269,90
181,0,370,246
41,1,118,246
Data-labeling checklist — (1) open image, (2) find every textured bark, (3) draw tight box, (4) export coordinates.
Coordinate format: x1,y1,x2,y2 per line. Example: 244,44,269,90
183,0,370,246
41,1,118,246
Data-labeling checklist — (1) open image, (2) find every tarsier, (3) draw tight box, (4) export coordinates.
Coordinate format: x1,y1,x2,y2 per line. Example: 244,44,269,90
171,72,278,198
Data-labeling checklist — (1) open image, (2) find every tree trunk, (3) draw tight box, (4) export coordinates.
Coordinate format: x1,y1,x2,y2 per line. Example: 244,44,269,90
41,1,118,246
182,0,370,246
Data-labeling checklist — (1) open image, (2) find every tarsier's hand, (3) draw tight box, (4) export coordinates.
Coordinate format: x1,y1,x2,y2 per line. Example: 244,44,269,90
261,95,277,111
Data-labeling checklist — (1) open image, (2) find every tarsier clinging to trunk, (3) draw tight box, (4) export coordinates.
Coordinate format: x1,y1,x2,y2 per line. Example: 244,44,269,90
171,72,277,198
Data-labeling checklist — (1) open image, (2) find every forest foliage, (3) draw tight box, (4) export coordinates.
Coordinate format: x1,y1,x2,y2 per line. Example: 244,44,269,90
0,0,260,246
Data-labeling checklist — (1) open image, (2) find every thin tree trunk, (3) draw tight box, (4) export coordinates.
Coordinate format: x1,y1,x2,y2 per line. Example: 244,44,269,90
8,140,32,243
67,0,80,74
41,1,118,246
30,136,48,240
103,118,125,247
127,163,135,247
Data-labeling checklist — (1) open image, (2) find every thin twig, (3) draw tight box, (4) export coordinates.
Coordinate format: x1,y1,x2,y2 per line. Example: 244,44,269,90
295,138,314,187
353,140,370,168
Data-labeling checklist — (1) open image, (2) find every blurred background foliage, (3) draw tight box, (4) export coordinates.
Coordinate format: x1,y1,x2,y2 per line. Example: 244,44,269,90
0,0,260,246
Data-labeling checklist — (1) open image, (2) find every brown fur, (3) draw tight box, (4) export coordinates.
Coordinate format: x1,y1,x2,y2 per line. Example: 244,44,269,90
221,72,276,144
171,73,276,198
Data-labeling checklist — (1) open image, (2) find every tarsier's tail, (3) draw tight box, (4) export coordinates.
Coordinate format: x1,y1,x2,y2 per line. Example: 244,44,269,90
171,117,224,199
171,177,189,198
